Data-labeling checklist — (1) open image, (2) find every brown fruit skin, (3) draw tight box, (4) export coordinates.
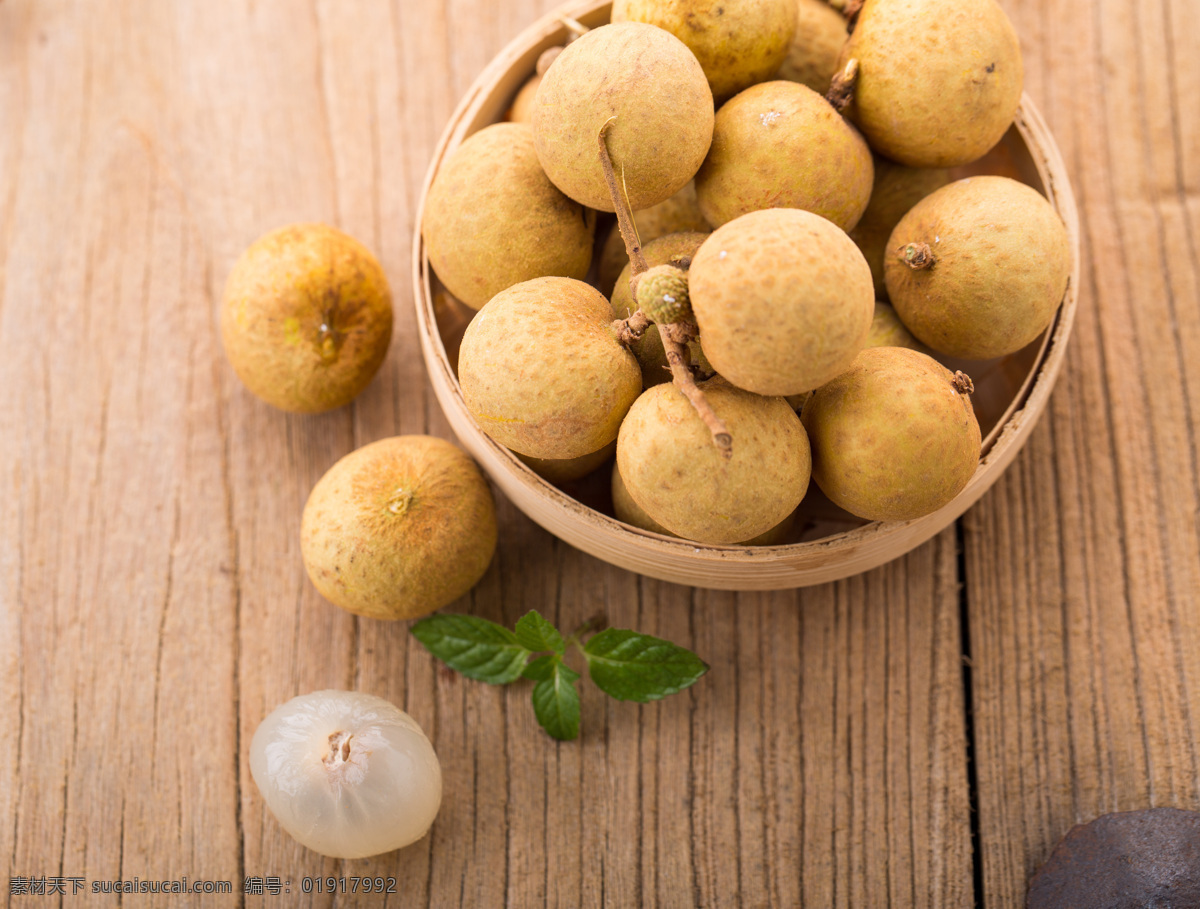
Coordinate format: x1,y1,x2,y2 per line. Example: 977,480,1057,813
612,461,797,544
848,158,951,299
739,508,797,546
422,123,594,310
801,347,981,522
617,378,811,544
301,436,497,621
597,181,711,295
785,391,812,413
694,81,874,231
868,301,931,353
885,176,1071,360
776,0,848,94
508,74,542,123
689,208,874,395
612,231,711,387
839,0,1023,168
611,0,798,103
459,277,642,459
611,460,675,536
221,223,393,414
531,23,714,212
516,439,616,484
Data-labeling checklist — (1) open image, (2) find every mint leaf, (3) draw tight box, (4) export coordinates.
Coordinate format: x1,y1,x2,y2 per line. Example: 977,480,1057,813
513,610,565,654
583,628,709,702
409,612,706,741
411,614,530,684
531,661,581,740
522,654,558,682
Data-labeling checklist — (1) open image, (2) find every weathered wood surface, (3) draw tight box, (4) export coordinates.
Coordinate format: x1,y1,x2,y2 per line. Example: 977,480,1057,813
0,1,1194,907
964,0,1200,906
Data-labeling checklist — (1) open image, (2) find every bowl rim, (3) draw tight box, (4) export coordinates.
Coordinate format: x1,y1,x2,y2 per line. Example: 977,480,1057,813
411,0,1081,590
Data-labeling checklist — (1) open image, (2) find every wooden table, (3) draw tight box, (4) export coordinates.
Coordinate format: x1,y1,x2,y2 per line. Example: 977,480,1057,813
2,0,1197,905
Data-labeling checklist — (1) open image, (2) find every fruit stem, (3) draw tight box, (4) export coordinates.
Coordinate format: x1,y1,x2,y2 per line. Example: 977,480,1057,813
324,731,354,768
952,371,975,395
661,323,733,458
564,611,608,649
827,58,859,112
841,0,864,32
597,118,648,278
558,16,589,38
598,120,733,458
901,242,935,270
614,309,652,345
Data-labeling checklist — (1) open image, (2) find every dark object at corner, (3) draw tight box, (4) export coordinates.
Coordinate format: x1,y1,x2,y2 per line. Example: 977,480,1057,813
1027,807,1200,909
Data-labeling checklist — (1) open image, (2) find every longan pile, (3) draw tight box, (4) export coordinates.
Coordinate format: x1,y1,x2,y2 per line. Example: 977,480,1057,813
422,0,1071,545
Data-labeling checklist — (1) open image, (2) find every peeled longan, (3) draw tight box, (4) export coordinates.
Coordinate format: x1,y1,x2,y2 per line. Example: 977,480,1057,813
689,208,874,396
250,691,442,859
301,436,497,621
802,347,981,522
695,81,873,232
611,0,798,103
458,277,642,459
422,123,594,310
221,223,393,414
531,22,714,212
617,378,811,544
885,176,1071,360
840,0,1023,167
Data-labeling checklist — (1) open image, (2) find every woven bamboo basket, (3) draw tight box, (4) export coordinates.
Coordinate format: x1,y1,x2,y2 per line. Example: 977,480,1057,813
413,0,1081,590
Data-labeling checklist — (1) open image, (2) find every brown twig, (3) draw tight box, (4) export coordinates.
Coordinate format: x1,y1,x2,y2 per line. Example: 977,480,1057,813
842,0,864,32
901,242,935,270
827,58,859,112
597,118,647,278
612,309,652,345
558,16,589,38
665,320,699,345
661,324,733,456
597,121,732,457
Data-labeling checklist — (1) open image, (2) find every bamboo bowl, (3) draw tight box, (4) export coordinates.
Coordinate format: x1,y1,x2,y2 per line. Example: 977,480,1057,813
413,0,1080,591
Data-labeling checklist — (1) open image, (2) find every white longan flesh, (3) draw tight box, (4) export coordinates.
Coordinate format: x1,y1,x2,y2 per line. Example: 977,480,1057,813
250,690,442,859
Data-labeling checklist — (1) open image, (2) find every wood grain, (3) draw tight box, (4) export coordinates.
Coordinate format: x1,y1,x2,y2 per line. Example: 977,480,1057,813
964,0,1200,905
1,0,1195,907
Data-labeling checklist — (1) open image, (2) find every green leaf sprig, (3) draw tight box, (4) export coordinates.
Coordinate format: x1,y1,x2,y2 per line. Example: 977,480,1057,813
411,610,709,741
